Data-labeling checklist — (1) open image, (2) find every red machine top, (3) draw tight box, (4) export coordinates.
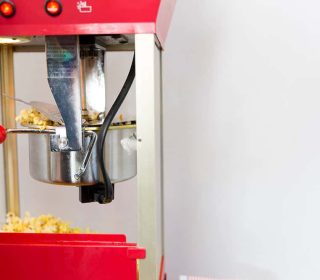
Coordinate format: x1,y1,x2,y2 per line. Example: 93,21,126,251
0,0,176,47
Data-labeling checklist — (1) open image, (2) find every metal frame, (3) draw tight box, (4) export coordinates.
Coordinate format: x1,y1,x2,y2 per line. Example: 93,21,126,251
0,45,20,216
135,34,164,279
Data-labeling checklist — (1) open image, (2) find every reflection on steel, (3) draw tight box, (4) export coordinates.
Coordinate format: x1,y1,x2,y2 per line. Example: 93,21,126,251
80,47,106,116
6,128,55,134
74,131,97,180
46,36,82,151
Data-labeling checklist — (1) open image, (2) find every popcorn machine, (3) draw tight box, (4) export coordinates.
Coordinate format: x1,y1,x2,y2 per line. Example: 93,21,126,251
0,0,175,279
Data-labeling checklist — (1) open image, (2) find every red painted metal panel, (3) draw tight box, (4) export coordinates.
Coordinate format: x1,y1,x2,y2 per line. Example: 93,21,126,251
0,0,175,46
159,255,165,280
0,232,127,243
0,233,146,280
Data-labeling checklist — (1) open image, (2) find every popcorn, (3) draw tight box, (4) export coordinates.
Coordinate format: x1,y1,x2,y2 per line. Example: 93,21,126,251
16,107,102,129
15,108,58,129
1,212,91,234
87,112,100,121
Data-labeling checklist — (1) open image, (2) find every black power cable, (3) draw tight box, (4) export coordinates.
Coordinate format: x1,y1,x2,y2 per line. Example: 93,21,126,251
96,54,135,203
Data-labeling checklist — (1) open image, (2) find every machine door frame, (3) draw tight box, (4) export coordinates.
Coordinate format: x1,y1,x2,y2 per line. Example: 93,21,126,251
136,33,164,280
0,33,165,280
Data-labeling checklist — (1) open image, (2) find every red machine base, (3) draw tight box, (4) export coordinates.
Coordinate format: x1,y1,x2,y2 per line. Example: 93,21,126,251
0,233,146,280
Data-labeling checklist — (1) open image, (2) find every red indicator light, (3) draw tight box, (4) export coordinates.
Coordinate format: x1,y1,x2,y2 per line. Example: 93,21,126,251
45,0,62,16
0,1,15,18
0,125,6,144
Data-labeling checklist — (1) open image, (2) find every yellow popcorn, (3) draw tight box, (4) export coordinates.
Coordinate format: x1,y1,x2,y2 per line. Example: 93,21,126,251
15,108,58,129
1,212,91,234
87,112,100,121
16,107,102,128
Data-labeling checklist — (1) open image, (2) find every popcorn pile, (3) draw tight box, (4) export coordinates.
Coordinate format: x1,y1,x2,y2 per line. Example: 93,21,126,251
15,108,58,129
15,108,103,129
1,212,91,234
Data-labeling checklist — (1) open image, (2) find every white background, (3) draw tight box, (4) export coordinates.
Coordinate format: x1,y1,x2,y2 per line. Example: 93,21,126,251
163,0,320,279
2,0,320,279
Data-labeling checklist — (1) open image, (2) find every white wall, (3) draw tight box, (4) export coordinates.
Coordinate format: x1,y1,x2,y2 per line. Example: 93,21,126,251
163,0,320,279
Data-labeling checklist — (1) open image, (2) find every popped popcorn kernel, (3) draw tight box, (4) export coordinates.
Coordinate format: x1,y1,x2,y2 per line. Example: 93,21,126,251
15,108,59,129
1,212,92,234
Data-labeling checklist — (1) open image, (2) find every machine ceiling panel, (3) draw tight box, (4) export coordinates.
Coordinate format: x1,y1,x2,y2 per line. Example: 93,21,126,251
12,35,136,51
0,0,176,47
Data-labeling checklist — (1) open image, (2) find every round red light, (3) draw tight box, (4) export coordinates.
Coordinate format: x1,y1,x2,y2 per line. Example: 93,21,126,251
45,0,62,16
0,1,15,18
0,125,7,144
